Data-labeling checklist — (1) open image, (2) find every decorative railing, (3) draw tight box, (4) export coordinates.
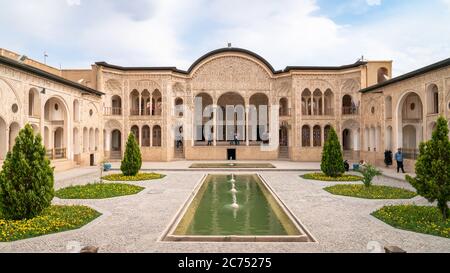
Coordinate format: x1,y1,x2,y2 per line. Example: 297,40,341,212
279,108,292,117
46,148,66,160
402,148,419,160
104,107,122,116
342,106,359,115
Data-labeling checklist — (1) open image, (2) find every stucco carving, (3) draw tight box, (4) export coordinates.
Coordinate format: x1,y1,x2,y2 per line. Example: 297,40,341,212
192,56,271,91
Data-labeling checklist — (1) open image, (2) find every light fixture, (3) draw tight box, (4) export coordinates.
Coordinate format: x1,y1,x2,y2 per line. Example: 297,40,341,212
41,88,46,94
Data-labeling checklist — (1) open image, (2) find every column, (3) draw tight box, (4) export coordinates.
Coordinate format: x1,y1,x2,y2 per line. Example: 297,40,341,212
138,93,142,116
213,105,217,146
322,94,325,115
310,95,314,115
246,106,249,146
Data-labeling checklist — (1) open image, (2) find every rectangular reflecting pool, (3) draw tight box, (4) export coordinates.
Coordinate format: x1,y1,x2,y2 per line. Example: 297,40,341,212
162,174,314,242
189,163,276,169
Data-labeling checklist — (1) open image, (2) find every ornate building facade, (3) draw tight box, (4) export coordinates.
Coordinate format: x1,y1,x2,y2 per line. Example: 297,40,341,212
0,47,449,171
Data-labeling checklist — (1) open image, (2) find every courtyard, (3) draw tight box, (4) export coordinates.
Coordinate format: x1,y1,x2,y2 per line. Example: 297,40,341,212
1,161,449,253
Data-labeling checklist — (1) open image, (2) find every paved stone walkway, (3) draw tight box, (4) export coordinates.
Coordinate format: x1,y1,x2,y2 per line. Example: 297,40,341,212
1,168,449,253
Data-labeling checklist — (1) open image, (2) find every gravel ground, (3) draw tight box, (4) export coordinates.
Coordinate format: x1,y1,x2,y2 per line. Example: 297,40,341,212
1,171,449,253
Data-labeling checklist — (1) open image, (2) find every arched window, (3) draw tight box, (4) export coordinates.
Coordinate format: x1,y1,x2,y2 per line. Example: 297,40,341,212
377,67,389,83
131,125,140,145
73,99,80,122
152,89,162,116
302,125,311,147
141,90,150,116
313,89,322,115
427,84,439,114
111,95,122,115
175,98,184,117
130,90,139,116
279,98,289,116
385,96,392,119
313,125,321,147
142,125,150,147
28,88,40,117
324,89,334,115
301,89,312,116
342,95,356,115
153,125,162,147
83,127,88,152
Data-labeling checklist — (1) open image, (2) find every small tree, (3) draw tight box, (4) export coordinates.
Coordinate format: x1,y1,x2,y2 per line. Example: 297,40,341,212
120,133,142,176
0,124,54,220
407,116,450,220
359,164,382,187
321,127,345,177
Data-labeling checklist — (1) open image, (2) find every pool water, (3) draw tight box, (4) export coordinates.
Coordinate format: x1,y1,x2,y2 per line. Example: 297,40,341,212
174,174,301,236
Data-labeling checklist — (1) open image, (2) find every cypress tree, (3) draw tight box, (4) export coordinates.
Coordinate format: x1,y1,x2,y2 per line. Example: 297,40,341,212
120,133,142,176
321,127,345,177
0,124,54,220
407,116,450,220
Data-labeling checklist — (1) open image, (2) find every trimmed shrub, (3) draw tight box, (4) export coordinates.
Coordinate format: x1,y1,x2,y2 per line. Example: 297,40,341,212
407,116,450,220
320,127,345,177
120,133,142,176
0,124,54,220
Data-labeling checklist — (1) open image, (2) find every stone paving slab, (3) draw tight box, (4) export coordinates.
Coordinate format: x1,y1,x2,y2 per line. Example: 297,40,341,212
1,170,449,253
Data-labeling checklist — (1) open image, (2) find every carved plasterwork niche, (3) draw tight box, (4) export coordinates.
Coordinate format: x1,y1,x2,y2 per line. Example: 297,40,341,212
341,79,360,94
275,79,292,97
129,80,161,92
105,79,122,94
192,56,271,91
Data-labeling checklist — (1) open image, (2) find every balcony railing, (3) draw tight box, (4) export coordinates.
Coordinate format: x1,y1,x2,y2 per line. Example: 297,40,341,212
130,108,162,116
46,148,66,160
342,106,359,115
402,148,419,160
279,108,291,117
104,107,122,116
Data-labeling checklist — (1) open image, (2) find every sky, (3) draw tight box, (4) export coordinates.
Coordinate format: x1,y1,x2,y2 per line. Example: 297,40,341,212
0,0,449,76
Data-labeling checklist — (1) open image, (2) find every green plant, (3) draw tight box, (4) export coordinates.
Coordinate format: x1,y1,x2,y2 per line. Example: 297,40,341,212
407,116,450,220
102,173,165,181
359,164,382,187
320,127,345,177
0,124,54,220
120,132,142,176
0,205,101,242
372,205,450,238
55,183,144,199
301,173,362,182
324,184,417,199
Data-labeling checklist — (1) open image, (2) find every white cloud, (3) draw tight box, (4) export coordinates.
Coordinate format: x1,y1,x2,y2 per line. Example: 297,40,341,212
366,0,381,6
0,0,448,76
66,0,81,6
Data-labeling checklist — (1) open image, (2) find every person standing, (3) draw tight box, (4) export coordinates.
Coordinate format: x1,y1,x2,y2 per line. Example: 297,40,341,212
395,148,405,173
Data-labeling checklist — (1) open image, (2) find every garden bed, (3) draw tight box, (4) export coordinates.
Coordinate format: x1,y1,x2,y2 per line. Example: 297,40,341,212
55,183,144,199
324,184,417,199
0,205,101,242
102,173,165,181
372,205,450,238
301,173,362,182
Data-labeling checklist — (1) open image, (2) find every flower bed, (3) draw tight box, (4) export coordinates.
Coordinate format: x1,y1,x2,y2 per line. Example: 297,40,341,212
55,183,144,199
324,184,417,199
372,205,450,238
102,173,165,181
0,205,100,242
301,173,362,182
